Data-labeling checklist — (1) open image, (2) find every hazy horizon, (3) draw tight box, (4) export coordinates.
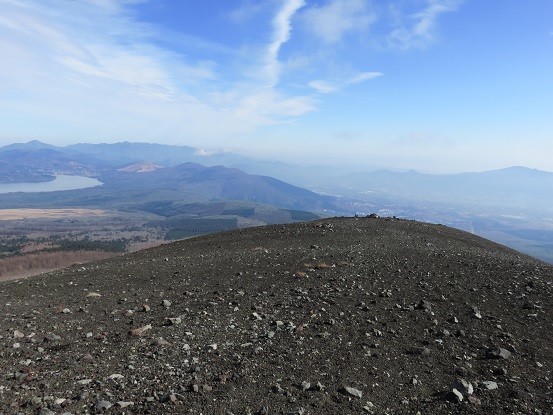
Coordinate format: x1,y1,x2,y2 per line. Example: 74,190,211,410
3,139,553,176
1,1,552,173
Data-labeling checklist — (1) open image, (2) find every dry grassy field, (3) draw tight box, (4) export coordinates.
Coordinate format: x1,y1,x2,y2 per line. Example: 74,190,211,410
0,208,107,220
0,209,164,280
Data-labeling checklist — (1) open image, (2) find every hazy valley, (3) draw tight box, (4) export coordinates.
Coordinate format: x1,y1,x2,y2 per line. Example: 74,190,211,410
1,140,552,280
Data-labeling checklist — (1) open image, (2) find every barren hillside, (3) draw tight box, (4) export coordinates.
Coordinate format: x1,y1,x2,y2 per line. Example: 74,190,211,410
0,217,551,414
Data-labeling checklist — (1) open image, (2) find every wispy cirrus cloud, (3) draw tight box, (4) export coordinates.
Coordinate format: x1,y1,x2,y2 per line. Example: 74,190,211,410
297,0,462,95
388,0,464,49
0,0,315,145
263,0,305,86
309,71,383,94
301,0,375,44
80,0,146,13
221,0,315,123
0,0,466,151
0,0,190,100
351,72,384,83
308,79,338,94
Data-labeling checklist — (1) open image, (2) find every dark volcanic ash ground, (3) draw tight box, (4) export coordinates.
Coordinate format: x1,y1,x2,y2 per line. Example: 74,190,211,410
0,217,551,414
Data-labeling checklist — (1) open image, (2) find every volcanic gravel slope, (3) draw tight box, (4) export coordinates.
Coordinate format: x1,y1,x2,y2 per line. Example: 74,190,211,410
0,218,551,415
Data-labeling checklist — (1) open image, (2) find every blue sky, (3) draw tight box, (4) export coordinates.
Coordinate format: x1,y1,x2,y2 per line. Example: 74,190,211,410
0,0,552,172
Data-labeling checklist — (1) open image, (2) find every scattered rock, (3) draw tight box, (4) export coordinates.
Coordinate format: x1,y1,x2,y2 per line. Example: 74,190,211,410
408,346,431,356
300,381,310,391
486,347,512,360
154,337,171,346
451,378,474,396
482,381,498,390
0,218,550,415
313,382,324,391
340,386,363,398
94,400,112,411
447,388,464,403
468,395,482,405
86,292,101,297
44,333,61,342
160,393,178,403
130,324,152,336
416,300,432,311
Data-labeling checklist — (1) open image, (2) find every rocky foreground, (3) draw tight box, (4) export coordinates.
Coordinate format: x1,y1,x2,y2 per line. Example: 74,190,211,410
0,217,551,414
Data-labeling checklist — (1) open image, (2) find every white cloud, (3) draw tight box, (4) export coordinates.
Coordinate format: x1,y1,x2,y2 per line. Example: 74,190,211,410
308,80,338,94
0,0,465,150
81,0,147,13
194,147,235,157
194,148,216,157
309,71,383,94
0,0,318,145
0,1,176,94
351,72,383,83
263,0,305,86
302,0,375,44
388,0,464,49
233,89,316,122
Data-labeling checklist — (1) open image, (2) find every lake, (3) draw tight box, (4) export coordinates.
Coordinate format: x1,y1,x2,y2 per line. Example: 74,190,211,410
0,175,103,194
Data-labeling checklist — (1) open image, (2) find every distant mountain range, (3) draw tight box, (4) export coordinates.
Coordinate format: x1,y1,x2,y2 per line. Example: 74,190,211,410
0,140,343,215
1,140,552,263
1,141,551,216
327,166,553,215
103,162,339,212
0,140,356,187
